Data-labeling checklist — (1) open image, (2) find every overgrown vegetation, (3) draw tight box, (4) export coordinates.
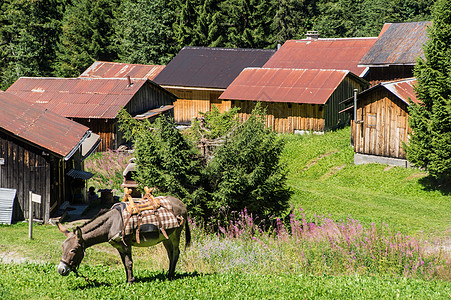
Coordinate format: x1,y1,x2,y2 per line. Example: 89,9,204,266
408,0,451,182
117,105,291,223
0,0,434,89
84,150,133,196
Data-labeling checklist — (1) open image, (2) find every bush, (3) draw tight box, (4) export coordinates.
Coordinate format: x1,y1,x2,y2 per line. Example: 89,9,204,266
203,105,291,220
118,105,291,223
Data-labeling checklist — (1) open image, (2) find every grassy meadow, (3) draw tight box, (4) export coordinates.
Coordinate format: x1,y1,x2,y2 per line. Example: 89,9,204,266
1,126,450,299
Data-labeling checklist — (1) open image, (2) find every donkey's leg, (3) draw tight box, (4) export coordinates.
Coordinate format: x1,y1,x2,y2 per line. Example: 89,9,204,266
163,239,180,279
116,243,135,284
163,229,182,279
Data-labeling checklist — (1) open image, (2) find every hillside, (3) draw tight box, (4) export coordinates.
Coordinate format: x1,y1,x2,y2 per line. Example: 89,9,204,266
282,126,451,236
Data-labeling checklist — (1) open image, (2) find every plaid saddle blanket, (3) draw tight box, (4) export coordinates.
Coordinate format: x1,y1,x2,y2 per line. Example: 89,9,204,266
115,196,181,237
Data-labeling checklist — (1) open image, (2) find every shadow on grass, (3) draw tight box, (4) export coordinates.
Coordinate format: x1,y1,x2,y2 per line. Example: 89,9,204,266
135,271,204,283
68,276,112,290
419,175,451,195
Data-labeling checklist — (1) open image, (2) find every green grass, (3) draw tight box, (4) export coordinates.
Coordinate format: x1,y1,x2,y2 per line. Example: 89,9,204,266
0,263,449,299
281,127,451,236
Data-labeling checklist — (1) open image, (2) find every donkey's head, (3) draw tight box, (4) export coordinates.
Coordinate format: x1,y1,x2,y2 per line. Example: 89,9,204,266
57,223,85,276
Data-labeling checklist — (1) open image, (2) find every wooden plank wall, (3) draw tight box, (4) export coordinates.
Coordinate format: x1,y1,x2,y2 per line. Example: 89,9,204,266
167,88,228,123
324,77,363,130
352,89,410,159
0,132,54,222
125,83,176,116
74,118,115,151
233,101,325,133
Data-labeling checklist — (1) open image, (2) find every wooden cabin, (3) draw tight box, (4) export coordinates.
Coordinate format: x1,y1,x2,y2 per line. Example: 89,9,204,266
344,78,418,166
358,22,430,85
219,68,368,133
153,46,276,124
7,77,176,151
0,91,99,223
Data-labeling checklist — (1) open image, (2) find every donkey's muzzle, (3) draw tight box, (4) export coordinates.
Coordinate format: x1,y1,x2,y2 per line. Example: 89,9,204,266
57,262,71,276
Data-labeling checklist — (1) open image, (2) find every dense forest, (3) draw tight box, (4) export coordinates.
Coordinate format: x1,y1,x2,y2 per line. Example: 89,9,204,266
0,0,434,90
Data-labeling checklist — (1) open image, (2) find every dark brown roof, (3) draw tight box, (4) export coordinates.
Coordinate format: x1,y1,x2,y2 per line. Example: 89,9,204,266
153,46,276,89
219,68,363,105
79,61,165,80
7,77,150,119
263,38,377,77
359,22,431,67
0,90,89,158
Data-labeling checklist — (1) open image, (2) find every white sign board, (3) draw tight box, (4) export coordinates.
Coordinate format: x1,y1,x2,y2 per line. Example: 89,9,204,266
31,193,41,204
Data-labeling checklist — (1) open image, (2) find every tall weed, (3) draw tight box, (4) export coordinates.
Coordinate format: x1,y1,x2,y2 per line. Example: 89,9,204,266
183,209,450,281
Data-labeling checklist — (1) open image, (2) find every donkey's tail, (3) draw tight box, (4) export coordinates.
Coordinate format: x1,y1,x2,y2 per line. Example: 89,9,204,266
184,218,192,249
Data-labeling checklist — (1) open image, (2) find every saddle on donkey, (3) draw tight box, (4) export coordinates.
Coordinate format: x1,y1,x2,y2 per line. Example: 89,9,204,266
112,187,183,244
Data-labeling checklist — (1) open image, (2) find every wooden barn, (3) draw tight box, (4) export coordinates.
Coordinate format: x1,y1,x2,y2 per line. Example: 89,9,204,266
153,46,275,124
344,78,419,166
7,77,176,151
219,68,368,133
263,34,378,79
358,22,430,85
79,61,165,81
0,91,99,223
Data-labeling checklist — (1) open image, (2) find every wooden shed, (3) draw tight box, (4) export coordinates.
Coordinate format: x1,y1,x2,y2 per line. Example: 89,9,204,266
0,91,99,223
358,22,430,85
344,78,419,165
219,68,368,133
153,46,275,124
7,77,176,151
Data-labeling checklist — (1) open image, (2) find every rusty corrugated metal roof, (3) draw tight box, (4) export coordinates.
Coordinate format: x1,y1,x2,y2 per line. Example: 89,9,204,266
263,38,377,77
79,61,165,80
153,46,276,89
359,22,430,66
219,68,354,105
0,90,89,157
7,77,148,119
383,78,419,104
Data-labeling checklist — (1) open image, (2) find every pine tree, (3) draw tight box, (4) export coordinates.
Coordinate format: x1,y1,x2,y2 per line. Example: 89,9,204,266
271,0,317,43
116,0,177,65
194,0,225,47
204,104,291,219
407,0,451,181
221,0,276,48
54,0,121,77
173,0,200,48
0,0,66,89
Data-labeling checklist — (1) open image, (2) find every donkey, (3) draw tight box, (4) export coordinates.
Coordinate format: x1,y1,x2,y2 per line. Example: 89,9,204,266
56,195,191,284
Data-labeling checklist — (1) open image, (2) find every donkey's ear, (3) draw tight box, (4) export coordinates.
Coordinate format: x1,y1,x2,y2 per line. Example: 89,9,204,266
57,222,70,237
75,226,83,241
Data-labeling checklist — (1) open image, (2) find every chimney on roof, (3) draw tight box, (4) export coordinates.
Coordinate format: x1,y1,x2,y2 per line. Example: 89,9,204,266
277,41,282,50
127,75,133,87
306,31,319,40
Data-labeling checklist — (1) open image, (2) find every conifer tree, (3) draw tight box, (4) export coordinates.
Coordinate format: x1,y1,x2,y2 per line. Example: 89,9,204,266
194,0,225,47
221,0,276,49
272,0,317,43
54,0,121,77
173,0,200,48
0,0,66,89
407,0,451,181
116,0,177,65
